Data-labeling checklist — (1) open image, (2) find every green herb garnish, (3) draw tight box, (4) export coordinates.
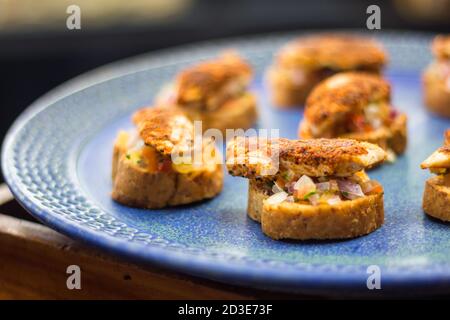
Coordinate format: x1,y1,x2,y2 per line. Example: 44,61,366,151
126,154,131,160
303,191,316,200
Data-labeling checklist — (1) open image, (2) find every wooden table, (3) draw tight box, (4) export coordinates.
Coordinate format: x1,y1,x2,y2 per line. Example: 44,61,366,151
0,184,317,300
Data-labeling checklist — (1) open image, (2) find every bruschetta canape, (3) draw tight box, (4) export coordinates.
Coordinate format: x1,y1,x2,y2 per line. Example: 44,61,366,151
156,51,258,133
420,129,450,221
266,34,387,107
298,72,407,159
226,137,387,240
423,35,450,117
112,107,223,208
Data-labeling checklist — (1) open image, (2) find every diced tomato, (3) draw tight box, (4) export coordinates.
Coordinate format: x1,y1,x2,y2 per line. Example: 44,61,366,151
158,159,172,172
350,114,373,132
389,109,399,120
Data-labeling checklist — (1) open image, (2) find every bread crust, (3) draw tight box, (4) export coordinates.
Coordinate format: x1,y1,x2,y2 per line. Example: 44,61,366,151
423,65,450,118
247,180,384,240
111,144,223,208
422,175,450,222
247,179,268,222
265,66,325,107
180,93,258,133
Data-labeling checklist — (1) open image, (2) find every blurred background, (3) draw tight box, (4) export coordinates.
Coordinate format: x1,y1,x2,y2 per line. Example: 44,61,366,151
0,0,449,182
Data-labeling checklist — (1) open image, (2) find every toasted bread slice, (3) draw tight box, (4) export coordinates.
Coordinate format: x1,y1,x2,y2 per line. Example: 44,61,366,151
299,72,407,154
179,92,258,133
112,107,223,209
247,179,384,239
422,175,450,222
156,52,258,131
176,52,252,110
247,179,268,222
421,130,450,221
265,65,324,107
112,135,223,209
226,137,386,179
423,64,450,118
266,34,386,107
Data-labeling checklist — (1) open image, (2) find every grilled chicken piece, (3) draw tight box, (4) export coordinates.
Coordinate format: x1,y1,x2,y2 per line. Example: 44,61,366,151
175,52,252,111
276,34,387,71
303,72,391,138
132,107,194,156
226,137,386,178
421,130,450,170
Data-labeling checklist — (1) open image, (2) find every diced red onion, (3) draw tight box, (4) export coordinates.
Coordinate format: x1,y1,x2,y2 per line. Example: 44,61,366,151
337,179,364,199
272,182,284,194
285,195,295,203
286,181,296,194
266,191,288,205
389,109,399,120
316,182,330,191
308,193,320,206
326,194,342,205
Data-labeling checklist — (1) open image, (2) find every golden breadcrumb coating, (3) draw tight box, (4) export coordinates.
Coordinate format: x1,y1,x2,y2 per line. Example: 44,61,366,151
304,72,390,126
132,107,194,156
226,137,386,178
421,130,450,170
176,52,252,109
276,34,387,70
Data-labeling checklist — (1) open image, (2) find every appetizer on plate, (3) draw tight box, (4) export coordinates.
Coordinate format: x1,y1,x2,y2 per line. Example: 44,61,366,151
226,137,387,240
420,129,450,221
266,34,387,107
112,107,223,209
156,51,258,133
298,72,407,159
423,35,450,117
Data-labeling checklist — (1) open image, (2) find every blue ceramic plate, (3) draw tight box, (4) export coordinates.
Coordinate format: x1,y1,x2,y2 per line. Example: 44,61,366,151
2,32,450,296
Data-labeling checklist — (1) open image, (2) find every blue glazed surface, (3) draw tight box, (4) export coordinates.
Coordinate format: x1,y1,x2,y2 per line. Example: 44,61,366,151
2,32,450,296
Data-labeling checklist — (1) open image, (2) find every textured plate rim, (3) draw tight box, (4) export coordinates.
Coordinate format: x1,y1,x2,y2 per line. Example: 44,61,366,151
2,30,450,296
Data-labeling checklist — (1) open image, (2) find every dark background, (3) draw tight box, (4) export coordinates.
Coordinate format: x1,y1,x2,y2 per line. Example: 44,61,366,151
1,0,449,182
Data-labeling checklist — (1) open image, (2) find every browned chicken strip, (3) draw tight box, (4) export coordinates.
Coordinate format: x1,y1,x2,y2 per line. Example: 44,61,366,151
421,133,450,170
226,137,386,178
132,107,194,156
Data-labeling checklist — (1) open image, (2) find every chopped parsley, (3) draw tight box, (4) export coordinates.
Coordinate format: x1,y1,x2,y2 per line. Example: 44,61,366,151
303,191,316,200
